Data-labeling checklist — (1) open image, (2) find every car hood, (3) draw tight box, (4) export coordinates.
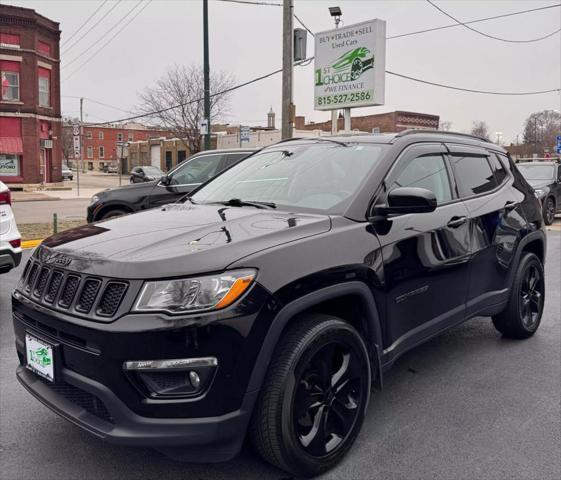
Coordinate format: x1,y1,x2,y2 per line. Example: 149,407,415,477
38,203,331,278
526,180,551,190
100,180,159,196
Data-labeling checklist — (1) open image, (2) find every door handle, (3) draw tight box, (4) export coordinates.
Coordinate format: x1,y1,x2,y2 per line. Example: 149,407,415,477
504,201,518,211
447,216,468,228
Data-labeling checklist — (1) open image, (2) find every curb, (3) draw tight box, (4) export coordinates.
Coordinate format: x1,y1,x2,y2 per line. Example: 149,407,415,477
21,239,43,249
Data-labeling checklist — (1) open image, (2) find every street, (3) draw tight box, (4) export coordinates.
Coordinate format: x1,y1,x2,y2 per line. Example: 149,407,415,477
1,231,559,480
12,172,121,224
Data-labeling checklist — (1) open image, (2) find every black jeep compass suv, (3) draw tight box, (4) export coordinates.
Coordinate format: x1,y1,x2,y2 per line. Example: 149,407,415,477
13,131,546,477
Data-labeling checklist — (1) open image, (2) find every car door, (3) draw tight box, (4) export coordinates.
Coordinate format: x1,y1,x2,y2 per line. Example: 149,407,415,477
555,164,561,207
147,153,224,208
447,145,527,317
374,144,471,356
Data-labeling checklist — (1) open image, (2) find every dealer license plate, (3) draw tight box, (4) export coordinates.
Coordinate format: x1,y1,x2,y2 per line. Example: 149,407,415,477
25,333,55,382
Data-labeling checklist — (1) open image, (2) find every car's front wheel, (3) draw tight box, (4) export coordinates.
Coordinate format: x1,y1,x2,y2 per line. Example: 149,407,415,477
100,209,128,220
250,314,371,477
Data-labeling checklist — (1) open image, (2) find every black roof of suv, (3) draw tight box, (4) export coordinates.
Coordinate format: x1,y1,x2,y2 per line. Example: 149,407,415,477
14,131,546,477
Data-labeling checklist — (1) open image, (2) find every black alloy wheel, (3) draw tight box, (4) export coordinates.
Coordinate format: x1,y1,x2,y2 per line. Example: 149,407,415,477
519,263,544,330
250,315,371,477
493,252,545,338
543,197,556,225
294,341,363,457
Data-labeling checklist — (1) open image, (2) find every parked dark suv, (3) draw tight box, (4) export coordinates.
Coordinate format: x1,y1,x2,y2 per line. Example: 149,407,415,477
13,131,546,477
517,160,561,225
87,148,255,221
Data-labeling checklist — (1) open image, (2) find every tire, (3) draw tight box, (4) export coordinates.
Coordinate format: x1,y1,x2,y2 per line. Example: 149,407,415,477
100,209,127,220
543,197,556,225
250,314,371,477
492,252,545,339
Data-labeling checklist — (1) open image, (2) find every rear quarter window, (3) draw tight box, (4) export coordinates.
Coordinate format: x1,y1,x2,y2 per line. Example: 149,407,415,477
451,154,498,197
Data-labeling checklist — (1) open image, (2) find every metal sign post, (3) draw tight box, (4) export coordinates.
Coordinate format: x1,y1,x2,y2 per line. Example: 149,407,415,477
314,19,386,133
240,126,251,147
73,124,81,197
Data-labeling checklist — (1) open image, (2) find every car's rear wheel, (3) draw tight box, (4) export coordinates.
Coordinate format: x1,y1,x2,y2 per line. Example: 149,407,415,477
101,209,128,220
250,314,371,477
543,197,556,225
492,252,545,339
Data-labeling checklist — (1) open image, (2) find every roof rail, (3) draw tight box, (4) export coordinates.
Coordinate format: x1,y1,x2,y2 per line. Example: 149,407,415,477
395,129,490,143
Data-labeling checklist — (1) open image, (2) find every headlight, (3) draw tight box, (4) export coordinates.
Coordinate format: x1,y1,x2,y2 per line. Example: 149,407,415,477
133,269,256,314
90,194,100,204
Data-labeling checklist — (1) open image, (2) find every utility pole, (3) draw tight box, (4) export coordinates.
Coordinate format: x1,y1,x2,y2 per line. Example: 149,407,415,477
281,0,293,139
203,0,211,150
78,97,83,197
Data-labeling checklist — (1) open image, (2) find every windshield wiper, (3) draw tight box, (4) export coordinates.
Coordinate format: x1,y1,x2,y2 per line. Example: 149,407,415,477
212,198,277,209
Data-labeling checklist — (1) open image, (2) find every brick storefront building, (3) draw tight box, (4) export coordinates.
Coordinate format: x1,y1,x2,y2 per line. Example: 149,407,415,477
1,4,62,185
295,110,440,133
63,123,173,172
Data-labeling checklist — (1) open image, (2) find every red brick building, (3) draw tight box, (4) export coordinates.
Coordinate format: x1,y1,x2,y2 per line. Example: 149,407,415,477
63,123,174,172
295,110,440,133
0,4,62,185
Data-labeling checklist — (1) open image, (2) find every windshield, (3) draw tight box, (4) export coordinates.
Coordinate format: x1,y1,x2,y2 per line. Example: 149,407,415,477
518,164,554,180
191,142,386,212
143,166,163,176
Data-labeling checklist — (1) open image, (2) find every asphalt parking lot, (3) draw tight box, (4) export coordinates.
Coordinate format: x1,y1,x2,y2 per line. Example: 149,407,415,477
1,232,559,480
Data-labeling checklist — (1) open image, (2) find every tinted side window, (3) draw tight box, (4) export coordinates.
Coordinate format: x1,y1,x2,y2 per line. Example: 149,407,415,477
171,154,222,185
451,155,497,197
490,153,508,185
390,154,452,204
557,166,561,182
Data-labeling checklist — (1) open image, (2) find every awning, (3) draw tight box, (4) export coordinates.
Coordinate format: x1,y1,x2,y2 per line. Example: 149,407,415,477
0,137,23,154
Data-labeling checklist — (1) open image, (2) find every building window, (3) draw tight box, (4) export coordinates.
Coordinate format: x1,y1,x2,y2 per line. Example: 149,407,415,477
98,131,104,140
87,146,93,158
0,153,21,176
0,33,20,49
99,146,105,158
86,131,92,139
117,133,124,142
38,41,51,56
1,71,19,101
38,68,50,107
128,133,134,141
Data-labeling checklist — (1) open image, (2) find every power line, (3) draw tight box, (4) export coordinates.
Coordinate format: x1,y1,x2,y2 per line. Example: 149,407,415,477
64,0,144,69
95,57,560,126
214,0,281,6
62,0,122,54
63,1,153,82
62,95,135,114
425,0,561,43
386,70,560,95
61,0,108,47
389,4,561,39
294,13,314,37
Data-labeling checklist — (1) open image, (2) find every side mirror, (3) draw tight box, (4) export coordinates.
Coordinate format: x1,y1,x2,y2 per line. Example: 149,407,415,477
160,174,171,185
373,187,437,217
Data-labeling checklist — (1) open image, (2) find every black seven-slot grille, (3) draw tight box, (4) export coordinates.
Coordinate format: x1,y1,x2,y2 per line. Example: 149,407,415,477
20,259,128,318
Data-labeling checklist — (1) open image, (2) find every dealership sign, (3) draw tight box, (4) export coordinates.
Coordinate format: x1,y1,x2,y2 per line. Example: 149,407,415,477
314,19,386,111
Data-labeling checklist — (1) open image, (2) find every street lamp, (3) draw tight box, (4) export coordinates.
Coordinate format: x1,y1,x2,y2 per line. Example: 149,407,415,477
329,6,342,135
495,131,503,145
329,6,342,27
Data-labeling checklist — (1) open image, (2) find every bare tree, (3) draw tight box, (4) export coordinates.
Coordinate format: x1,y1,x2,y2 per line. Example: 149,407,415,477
522,109,561,155
439,120,452,131
136,64,235,153
61,116,78,165
471,120,490,141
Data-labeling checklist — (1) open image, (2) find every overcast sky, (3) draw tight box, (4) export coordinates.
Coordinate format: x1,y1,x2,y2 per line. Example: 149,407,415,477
8,0,561,143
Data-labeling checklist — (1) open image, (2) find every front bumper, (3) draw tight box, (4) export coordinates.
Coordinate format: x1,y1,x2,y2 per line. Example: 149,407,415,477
12,284,277,459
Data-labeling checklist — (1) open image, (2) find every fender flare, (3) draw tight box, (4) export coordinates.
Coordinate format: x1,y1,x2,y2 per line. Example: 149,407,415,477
245,281,384,396
93,201,135,221
507,229,547,288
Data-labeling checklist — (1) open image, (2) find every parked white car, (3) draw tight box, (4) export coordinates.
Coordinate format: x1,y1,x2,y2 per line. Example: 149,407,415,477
0,181,22,274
